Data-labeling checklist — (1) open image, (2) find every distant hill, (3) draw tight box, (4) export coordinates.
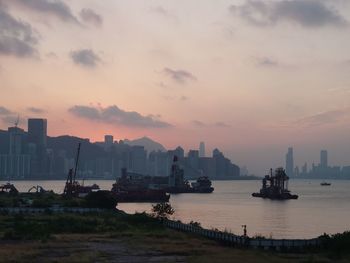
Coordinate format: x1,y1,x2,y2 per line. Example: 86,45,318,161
123,136,166,153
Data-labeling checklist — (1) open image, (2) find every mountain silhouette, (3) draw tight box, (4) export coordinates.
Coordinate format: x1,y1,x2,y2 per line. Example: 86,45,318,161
123,136,166,153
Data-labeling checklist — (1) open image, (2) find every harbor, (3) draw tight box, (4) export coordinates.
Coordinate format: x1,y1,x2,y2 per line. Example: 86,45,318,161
2,179,350,239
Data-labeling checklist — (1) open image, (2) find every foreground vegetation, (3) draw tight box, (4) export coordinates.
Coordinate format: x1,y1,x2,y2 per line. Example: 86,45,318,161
0,211,349,262
0,191,117,209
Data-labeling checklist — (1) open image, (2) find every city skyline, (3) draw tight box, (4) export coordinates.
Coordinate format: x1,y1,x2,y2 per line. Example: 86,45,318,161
1,116,349,178
1,0,350,174
0,117,240,180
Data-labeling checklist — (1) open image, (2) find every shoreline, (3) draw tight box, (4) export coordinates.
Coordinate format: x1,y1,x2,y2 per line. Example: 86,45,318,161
0,210,348,262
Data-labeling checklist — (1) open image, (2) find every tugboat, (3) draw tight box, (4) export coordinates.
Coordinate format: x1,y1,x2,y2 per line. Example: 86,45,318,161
191,176,214,193
320,182,331,186
252,168,298,200
63,143,100,197
111,168,170,202
167,156,214,193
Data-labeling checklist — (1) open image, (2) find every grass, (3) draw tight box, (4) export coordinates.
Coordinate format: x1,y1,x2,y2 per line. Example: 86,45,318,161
0,212,349,262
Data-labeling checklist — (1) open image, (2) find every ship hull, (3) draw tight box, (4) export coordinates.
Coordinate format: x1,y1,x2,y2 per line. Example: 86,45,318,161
252,192,298,200
113,190,170,203
166,187,214,194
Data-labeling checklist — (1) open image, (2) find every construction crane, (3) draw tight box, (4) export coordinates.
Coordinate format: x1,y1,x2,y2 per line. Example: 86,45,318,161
63,143,81,197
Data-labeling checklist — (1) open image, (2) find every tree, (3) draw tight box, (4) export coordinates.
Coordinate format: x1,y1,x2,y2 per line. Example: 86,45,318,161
151,202,174,220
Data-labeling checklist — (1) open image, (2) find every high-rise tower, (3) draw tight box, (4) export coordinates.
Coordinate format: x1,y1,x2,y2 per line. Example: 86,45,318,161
285,147,294,177
199,142,205,158
320,150,328,168
28,118,47,147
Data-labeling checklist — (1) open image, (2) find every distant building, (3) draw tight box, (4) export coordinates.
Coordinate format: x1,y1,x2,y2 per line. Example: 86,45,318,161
8,126,24,155
302,162,308,174
27,118,48,178
285,147,294,177
199,142,206,158
130,146,147,174
0,125,30,179
320,150,328,168
104,135,114,150
28,118,47,147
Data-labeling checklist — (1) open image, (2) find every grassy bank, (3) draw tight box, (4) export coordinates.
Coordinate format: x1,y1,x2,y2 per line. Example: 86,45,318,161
0,211,349,262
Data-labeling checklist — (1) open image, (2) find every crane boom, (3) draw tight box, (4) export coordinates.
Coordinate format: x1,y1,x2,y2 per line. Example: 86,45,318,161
73,143,81,182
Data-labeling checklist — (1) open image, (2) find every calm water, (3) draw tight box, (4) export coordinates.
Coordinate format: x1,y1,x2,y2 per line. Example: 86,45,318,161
3,179,350,239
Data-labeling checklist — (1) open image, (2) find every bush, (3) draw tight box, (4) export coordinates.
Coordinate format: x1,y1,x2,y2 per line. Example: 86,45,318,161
321,231,350,256
84,191,118,209
151,203,175,220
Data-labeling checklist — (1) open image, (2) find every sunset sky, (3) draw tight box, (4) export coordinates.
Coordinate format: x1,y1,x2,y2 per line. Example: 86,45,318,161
1,0,350,174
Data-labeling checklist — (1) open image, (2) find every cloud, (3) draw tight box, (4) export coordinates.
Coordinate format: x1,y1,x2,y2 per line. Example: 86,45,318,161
0,106,20,125
215,121,231,128
11,0,79,24
0,5,39,57
192,120,231,128
80,8,103,27
46,51,57,59
27,107,46,114
295,107,350,126
149,6,177,21
70,49,101,68
192,120,207,127
0,106,12,115
150,6,169,16
68,105,172,128
255,56,280,67
229,0,347,28
163,67,197,84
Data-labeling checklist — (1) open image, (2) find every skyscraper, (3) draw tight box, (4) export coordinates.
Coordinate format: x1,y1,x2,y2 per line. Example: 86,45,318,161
285,147,294,177
28,118,47,147
28,118,47,178
104,135,114,150
8,126,24,155
320,150,328,168
199,142,206,158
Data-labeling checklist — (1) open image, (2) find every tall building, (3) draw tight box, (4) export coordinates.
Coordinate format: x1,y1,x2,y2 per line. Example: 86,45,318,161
27,118,47,178
104,135,114,150
8,126,24,155
28,118,47,147
285,147,294,177
0,125,30,180
199,142,206,158
320,150,328,168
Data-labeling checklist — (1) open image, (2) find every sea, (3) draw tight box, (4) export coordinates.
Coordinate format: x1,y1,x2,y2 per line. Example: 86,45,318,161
3,179,350,239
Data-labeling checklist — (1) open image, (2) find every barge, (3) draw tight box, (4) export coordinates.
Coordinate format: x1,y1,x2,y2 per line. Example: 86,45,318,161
252,168,298,200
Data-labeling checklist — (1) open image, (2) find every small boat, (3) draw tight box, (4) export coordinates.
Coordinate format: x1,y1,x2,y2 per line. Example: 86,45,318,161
191,176,214,193
320,182,331,186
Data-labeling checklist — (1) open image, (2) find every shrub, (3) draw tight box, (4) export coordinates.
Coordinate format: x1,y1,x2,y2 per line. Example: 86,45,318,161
151,203,174,220
84,191,118,209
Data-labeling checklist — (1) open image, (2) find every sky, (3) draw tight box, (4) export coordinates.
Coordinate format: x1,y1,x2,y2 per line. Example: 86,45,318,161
1,0,350,175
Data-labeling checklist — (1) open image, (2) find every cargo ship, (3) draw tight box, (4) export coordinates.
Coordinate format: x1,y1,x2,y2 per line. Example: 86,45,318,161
166,156,214,193
111,168,170,202
252,168,298,200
